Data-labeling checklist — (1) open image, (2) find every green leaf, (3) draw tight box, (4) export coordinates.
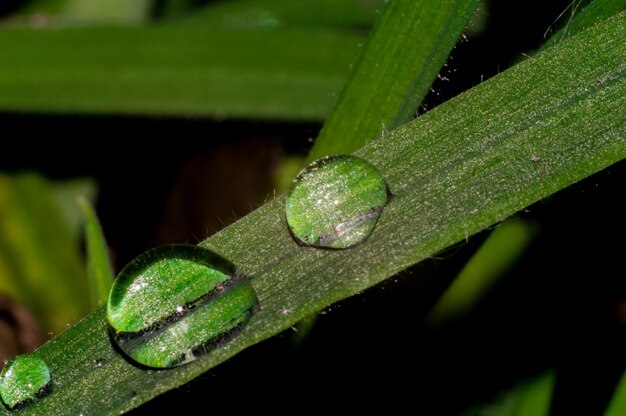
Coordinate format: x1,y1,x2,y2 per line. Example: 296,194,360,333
543,0,626,49
462,371,555,416
0,174,92,333
6,13,625,415
605,367,626,415
177,0,384,29
18,0,153,24
307,0,479,160
78,198,114,309
0,26,361,120
427,218,538,325
50,179,97,240
61,0,153,24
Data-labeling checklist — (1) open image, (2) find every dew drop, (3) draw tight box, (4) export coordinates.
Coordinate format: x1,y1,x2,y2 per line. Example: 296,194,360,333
0,354,51,410
285,155,389,249
107,245,258,369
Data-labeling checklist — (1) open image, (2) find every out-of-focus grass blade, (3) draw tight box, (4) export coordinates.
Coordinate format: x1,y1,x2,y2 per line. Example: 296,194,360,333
543,0,626,49
605,368,626,416
61,0,153,24
78,198,113,309
273,155,306,194
51,178,97,240
428,218,538,325
462,372,555,416
0,26,361,120
17,0,154,25
178,0,384,29
0,174,92,333
307,0,479,161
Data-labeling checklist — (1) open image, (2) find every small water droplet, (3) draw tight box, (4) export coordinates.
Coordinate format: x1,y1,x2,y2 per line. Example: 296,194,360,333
285,155,389,249
107,245,258,369
0,354,51,410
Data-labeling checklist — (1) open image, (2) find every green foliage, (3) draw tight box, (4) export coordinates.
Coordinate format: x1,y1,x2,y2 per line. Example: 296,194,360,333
463,372,555,416
605,368,626,415
178,0,384,29
0,175,94,333
0,26,361,120
428,218,538,325
79,199,113,309
19,0,153,24
4,13,624,414
542,0,626,49
308,0,479,160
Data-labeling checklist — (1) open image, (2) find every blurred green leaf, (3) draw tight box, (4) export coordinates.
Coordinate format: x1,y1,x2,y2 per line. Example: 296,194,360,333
428,218,538,325
78,198,113,309
462,372,555,416
178,0,384,29
9,14,625,414
0,26,361,120
19,0,153,24
605,367,626,415
0,174,93,333
273,155,306,194
308,0,479,161
50,178,97,240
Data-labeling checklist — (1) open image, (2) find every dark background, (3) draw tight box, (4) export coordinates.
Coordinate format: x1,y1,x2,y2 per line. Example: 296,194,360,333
1,1,624,414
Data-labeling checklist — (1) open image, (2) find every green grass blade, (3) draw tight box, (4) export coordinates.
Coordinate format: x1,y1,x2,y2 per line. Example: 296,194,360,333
6,14,625,415
543,0,626,49
605,368,626,415
61,0,153,24
307,0,479,161
427,218,538,325
78,198,114,309
0,26,361,120
462,371,555,416
50,178,97,240
178,0,383,29
0,175,91,333
18,0,153,24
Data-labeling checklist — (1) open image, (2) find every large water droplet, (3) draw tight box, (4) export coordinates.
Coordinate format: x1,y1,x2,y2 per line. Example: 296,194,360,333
285,155,389,249
107,245,258,369
0,354,51,410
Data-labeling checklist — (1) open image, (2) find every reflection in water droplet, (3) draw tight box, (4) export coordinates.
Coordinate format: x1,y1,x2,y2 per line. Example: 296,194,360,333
107,245,258,369
0,354,51,410
285,155,389,249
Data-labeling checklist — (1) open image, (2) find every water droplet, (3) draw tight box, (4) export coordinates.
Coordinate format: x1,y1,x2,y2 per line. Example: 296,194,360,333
0,354,51,410
285,155,389,249
107,245,258,368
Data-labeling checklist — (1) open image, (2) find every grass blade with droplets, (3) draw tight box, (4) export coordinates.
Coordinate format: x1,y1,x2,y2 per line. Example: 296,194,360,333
3,13,624,415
